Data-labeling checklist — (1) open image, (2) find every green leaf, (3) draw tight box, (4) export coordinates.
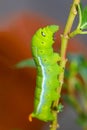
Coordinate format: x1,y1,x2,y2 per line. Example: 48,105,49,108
81,6,87,29
78,3,87,30
67,54,87,92
77,3,83,28
69,62,78,76
14,58,36,68
79,60,87,84
67,53,84,64
67,54,84,76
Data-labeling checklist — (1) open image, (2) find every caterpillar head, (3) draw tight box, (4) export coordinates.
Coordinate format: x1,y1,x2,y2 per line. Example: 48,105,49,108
32,25,59,49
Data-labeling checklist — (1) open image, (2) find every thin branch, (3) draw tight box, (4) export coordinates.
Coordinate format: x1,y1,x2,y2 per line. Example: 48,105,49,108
50,0,80,130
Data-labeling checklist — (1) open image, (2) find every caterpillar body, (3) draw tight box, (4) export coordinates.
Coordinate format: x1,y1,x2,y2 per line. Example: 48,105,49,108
29,25,61,122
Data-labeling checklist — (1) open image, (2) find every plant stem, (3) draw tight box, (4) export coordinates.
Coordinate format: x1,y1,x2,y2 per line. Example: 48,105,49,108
69,29,87,38
50,0,80,130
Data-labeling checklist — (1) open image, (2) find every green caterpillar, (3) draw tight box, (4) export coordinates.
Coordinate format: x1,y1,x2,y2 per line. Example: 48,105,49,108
29,25,61,122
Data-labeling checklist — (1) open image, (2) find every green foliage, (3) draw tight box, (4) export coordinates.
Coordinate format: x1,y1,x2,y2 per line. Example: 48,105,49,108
67,54,87,81
64,53,87,128
79,60,87,84
14,59,36,68
78,3,87,30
